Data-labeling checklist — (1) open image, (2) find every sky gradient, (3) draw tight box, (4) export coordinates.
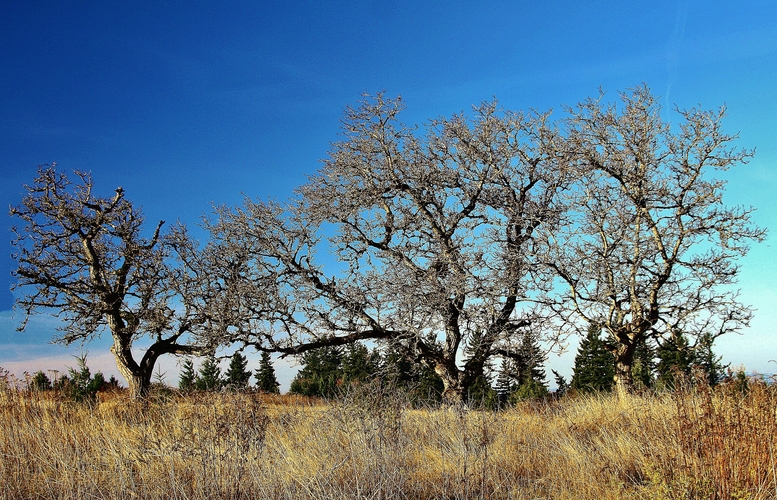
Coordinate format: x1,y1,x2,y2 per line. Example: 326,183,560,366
2,1,776,389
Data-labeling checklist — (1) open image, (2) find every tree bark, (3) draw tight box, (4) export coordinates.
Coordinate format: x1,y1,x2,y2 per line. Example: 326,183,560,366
110,342,152,399
435,362,467,406
612,341,637,397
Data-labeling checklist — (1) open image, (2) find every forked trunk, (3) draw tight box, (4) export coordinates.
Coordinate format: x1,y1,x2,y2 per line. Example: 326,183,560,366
110,340,153,399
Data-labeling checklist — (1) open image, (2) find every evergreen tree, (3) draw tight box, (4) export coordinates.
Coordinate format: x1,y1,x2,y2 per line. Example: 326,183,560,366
495,358,519,396
341,342,380,386
552,370,569,396
631,338,655,390
518,329,547,388
196,356,222,391
655,331,695,389
571,324,615,393
499,330,548,402
461,331,497,407
255,352,280,394
466,374,497,409
289,345,343,397
379,339,444,404
381,343,414,387
413,362,445,403
493,331,549,403
30,370,52,391
59,354,105,402
178,357,197,391
693,332,727,386
224,351,252,390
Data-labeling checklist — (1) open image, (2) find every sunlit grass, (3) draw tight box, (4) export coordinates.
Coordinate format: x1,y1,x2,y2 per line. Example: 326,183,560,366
1,380,775,499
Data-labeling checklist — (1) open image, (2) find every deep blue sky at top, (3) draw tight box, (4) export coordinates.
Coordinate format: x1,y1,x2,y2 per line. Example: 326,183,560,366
2,1,776,378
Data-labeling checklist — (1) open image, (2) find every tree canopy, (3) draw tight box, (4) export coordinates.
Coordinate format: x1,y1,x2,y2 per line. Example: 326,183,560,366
544,86,765,393
12,86,762,402
10,166,211,398
194,93,570,403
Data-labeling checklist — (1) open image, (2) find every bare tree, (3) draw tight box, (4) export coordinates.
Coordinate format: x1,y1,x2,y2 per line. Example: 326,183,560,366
10,166,211,398
195,94,571,404
545,86,765,394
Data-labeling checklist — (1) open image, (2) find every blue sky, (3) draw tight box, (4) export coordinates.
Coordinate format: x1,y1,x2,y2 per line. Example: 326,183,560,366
2,1,776,389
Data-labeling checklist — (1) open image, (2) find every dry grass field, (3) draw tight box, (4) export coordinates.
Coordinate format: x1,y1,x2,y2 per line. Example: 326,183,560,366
1,380,775,499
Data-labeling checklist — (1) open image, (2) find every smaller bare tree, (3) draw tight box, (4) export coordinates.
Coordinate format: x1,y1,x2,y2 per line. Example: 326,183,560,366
545,86,765,394
10,166,211,398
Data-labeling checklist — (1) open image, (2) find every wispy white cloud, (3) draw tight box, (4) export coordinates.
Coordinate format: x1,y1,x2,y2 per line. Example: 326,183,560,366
665,0,689,112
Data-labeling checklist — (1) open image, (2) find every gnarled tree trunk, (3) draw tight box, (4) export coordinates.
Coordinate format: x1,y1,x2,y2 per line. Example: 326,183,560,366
611,335,639,397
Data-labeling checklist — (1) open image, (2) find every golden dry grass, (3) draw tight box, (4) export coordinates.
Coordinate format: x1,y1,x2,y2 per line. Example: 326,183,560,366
1,381,775,499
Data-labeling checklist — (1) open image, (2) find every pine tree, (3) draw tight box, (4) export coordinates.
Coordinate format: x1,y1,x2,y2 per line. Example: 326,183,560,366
461,331,497,407
178,357,197,391
289,345,343,398
379,338,444,404
655,331,695,389
255,352,280,394
196,356,222,391
497,331,549,403
466,374,497,409
30,371,52,391
495,358,519,396
60,354,105,402
693,332,727,386
341,342,380,386
518,330,547,388
552,370,569,396
571,324,615,393
631,338,655,390
381,340,416,387
224,352,251,391
413,362,445,403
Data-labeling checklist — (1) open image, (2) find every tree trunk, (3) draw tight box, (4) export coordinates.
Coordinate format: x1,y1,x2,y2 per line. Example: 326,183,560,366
435,362,467,406
110,340,152,399
612,342,636,397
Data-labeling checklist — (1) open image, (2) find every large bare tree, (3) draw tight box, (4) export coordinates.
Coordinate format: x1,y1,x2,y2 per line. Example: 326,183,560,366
195,94,570,403
545,86,765,394
10,166,211,398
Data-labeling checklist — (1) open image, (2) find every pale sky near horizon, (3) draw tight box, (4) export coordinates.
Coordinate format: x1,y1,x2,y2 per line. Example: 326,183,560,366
2,1,776,390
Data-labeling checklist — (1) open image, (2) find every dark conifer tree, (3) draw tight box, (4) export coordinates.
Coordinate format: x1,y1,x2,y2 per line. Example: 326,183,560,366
255,351,280,394
224,352,252,390
571,324,615,393
655,331,695,389
178,358,197,391
631,338,655,390
693,332,727,386
341,342,380,386
496,331,548,402
196,356,222,391
518,330,547,389
495,358,518,396
552,370,569,396
379,338,444,404
289,345,343,397
413,362,445,403
30,370,52,391
380,340,416,388
466,374,497,409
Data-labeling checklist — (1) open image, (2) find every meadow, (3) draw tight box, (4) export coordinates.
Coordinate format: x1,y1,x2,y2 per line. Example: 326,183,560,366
1,379,775,499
